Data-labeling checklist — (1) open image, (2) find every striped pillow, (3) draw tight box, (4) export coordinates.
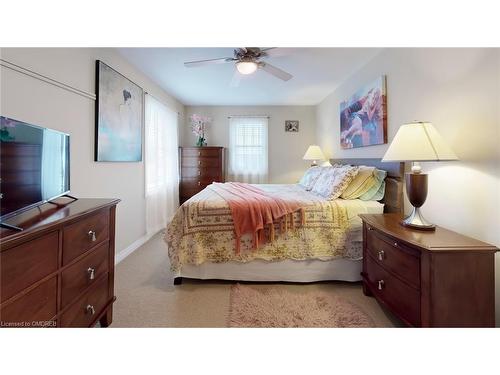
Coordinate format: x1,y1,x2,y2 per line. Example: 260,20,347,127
359,169,387,201
341,166,377,199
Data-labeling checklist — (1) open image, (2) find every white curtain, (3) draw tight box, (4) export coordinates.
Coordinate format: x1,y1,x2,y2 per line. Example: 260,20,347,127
145,94,179,235
228,116,269,183
41,129,67,199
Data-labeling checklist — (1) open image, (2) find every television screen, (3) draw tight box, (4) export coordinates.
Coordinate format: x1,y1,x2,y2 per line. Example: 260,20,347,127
0,116,70,220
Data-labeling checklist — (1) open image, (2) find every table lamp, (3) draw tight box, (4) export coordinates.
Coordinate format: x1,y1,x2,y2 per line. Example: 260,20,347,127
303,145,326,167
382,122,458,230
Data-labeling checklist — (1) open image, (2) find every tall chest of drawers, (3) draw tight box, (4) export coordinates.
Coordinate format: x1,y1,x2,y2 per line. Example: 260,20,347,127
179,147,225,204
360,213,497,327
0,198,119,328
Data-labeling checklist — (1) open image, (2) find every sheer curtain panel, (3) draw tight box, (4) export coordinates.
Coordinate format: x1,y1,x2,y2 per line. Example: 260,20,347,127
145,94,179,235
228,116,269,183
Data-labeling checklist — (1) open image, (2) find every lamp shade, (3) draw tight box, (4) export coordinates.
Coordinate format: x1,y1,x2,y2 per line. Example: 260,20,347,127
303,145,325,161
382,122,458,162
236,61,258,75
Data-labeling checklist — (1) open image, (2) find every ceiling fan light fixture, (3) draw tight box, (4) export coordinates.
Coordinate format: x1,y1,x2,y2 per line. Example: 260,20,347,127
236,61,258,75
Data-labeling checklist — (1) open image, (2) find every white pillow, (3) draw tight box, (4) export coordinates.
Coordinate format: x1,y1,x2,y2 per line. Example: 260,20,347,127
298,167,324,191
311,165,360,200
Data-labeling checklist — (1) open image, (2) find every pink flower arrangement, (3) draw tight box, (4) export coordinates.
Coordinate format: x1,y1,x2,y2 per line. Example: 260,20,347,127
2,117,16,128
189,114,211,146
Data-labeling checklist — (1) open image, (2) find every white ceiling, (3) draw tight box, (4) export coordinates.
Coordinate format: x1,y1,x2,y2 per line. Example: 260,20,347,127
118,48,383,106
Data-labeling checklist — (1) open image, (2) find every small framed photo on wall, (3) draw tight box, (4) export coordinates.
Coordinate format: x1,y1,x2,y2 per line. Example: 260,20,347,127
285,120,299,132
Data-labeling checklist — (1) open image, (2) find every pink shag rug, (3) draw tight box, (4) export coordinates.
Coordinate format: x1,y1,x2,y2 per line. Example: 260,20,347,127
228,284,374,328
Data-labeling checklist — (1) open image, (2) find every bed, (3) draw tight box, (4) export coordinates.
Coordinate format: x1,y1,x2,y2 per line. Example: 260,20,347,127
165,158,404,284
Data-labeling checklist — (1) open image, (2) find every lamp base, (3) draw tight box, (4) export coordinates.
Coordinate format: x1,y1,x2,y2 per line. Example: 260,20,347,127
401,206,435,231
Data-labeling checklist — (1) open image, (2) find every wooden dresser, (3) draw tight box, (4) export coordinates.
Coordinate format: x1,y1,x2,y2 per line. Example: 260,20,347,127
0,198,119,328
179,146,225,204
360,213,497,327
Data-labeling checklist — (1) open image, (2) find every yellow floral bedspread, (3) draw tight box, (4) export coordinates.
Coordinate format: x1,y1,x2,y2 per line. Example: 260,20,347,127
165,184,362,272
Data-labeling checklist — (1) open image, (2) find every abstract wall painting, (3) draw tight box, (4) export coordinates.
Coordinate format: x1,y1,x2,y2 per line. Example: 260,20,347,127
95,60,143,161
339,75,387,149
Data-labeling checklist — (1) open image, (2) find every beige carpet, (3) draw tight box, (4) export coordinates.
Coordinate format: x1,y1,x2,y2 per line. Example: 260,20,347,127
228,284,374,327
112,233,403,327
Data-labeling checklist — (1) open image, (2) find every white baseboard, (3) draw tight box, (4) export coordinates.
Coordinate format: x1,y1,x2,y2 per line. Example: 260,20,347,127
115,231,159,265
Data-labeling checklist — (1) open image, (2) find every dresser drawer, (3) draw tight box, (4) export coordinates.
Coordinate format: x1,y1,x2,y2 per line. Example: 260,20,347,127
181,157,221,168
180,186,208,199
181,179,211,190
0,277,57,327
60,276,110,327
182,148,221,158
366,226,420,288
181,167,222,179
1,231,59,303
61,242,109,309
63,210,109,265
364,254,421,326
180,180,213,190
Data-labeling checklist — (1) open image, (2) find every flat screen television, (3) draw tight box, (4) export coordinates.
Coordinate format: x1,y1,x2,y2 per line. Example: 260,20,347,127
0,116,70,222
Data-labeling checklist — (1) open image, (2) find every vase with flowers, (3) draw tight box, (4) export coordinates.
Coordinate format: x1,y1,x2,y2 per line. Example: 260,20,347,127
0,117,16,142
189,114,211,147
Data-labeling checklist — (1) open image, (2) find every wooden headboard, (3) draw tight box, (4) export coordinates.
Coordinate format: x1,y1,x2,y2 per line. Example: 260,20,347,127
330,158,405,214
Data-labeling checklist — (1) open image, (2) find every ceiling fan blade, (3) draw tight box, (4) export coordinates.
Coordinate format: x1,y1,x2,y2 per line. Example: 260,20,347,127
229,70,242,88
259,62,292,81
184,57,234,68
260,47,277,53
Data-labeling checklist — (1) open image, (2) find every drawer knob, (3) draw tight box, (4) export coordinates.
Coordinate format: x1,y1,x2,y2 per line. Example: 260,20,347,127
198,160,201,166
367,226,373,231
198,151,201,156
87,267,96,280
88,230,97,242
198,170,201,176
394,242,398,247
198,181,201,186
378,250,385,261
86,304,96,315
377,280,385,290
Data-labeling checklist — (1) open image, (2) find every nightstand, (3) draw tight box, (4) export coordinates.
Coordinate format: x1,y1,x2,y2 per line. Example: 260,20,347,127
359,213,497,327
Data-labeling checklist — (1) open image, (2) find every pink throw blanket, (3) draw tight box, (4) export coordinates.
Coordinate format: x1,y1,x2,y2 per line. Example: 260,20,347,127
210,182,305,253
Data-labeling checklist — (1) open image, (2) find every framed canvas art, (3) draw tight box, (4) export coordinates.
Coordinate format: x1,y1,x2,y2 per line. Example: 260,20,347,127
339,75,387,149
95,60,143,161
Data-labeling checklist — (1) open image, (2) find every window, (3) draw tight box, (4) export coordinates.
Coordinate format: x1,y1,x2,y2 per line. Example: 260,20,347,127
145,94,179,235
228,116,268,183
41,130,68,199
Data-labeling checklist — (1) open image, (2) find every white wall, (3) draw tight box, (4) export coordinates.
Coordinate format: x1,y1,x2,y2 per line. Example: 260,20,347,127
0,48,185,256
316,48,500,324
184,106,316,183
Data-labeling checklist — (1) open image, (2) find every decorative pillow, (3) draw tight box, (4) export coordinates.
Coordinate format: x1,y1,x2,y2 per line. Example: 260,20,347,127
298,167,325,191
341,166,377,199
360,168,387,201
311,165,360,200
364,181,386,201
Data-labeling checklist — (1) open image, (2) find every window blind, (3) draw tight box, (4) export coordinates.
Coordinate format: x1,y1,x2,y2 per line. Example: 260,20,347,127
228,116,268,183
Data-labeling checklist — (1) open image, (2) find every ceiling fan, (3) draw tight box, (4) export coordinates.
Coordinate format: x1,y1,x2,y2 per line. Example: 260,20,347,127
183,47,293,82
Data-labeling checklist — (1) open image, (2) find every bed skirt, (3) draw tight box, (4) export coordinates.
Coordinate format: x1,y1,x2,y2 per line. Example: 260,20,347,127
175,258,362,283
